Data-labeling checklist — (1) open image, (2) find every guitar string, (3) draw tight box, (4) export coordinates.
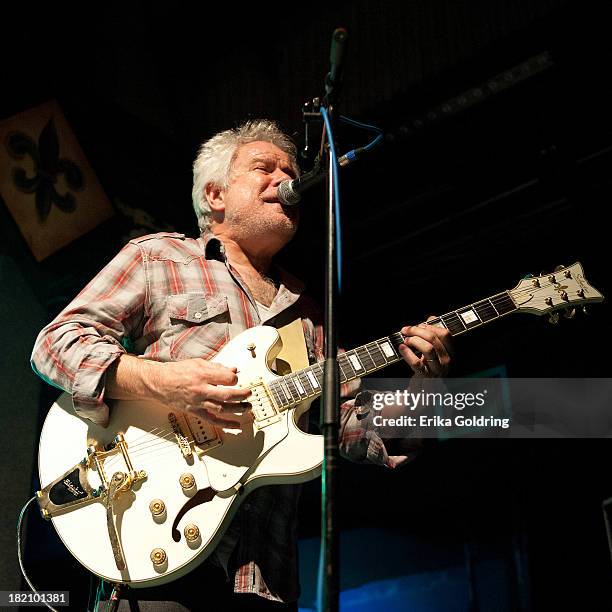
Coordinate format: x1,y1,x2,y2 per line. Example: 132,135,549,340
100,408,288,470
101,440,187,470
102,433,196,468
122,409,252,450
102,444,194,473
461,287,582,306
125,429,181,449
113,404,252,450
110,427,177,450
95,285,587,463
430,289,585,324
103,442,182,467
97,399,268,458
119,290,575,420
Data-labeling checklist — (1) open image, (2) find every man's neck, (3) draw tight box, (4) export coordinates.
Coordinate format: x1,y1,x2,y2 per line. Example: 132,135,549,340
212,231,276,276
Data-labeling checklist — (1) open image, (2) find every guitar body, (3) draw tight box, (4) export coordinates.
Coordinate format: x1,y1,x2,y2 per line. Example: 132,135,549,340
38,326,322,587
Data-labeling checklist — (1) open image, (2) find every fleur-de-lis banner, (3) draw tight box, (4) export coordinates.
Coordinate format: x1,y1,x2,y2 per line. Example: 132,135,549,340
0,100,114,261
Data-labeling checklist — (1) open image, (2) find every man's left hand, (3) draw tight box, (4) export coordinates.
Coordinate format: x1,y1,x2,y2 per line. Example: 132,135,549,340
398,317,453,377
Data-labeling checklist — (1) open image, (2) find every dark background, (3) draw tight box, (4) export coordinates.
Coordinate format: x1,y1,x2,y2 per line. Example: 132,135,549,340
2,1,611,610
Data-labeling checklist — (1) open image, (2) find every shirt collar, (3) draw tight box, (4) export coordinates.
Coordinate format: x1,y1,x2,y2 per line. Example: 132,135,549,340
197,230,306,307
198,231,227,262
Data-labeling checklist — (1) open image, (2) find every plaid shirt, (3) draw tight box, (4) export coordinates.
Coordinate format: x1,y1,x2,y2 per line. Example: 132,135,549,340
31,231,397,603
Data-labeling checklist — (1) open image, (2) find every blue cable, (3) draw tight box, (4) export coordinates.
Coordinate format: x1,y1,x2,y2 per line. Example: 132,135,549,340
315,107,342,612
314,111,382,611
340,114,383,134
320,107,342,293
339,115,384,162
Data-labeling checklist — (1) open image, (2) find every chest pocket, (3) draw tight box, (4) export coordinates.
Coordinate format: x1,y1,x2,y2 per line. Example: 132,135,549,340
166,293,230,360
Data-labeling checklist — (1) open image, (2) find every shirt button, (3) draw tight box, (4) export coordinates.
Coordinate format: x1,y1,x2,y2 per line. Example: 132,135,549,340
194,312,202,319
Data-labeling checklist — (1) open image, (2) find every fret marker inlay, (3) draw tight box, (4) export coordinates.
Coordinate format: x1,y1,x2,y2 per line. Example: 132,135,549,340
380,342,396,358
459,309,478,324
349,355,363,370
307,371,319,388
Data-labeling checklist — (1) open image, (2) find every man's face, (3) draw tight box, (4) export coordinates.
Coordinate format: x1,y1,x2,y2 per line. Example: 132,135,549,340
216,141,299,244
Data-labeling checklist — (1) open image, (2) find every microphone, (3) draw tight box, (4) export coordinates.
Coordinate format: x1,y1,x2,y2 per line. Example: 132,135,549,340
277,166,325,206
325,28,348,100
277,149,362,206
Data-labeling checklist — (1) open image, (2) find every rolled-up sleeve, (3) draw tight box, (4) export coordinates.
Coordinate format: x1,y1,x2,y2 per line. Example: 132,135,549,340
339,382,422,469
339,385,391,467
31,242,146,426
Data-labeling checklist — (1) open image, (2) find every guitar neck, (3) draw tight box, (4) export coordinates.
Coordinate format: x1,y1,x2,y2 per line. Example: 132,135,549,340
265,291,517,410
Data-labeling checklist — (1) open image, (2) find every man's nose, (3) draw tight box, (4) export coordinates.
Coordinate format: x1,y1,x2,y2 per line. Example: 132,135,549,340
270,168,293,186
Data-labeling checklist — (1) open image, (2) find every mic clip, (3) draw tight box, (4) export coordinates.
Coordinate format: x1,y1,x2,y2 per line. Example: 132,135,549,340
301,98,323,163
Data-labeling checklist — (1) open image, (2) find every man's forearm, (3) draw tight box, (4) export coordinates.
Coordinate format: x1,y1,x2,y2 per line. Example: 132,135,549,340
106,354,163,401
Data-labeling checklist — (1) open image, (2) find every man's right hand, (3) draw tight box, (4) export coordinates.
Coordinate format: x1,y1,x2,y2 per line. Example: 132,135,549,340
107,355,251,428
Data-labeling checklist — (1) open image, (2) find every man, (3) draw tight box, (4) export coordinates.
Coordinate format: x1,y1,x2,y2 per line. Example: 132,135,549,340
31,119,452,610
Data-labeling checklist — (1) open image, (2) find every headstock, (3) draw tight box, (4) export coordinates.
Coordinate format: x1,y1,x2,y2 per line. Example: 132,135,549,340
509,263,604,322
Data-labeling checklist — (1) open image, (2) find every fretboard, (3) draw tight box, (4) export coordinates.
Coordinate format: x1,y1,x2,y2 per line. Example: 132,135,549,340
266,291,517,411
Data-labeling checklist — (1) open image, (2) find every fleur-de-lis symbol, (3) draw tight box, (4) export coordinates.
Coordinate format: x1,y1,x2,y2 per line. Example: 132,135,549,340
6,117,84,222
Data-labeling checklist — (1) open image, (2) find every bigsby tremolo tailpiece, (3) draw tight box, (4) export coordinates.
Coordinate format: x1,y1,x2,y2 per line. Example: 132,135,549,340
37,433,146,571
37,433,147,520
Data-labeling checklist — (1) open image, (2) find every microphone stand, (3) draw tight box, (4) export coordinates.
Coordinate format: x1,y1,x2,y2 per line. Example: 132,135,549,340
318,27,347,612
321,133,340,612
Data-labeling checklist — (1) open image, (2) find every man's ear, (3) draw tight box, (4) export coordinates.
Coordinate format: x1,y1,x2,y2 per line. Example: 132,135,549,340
205,183,225,213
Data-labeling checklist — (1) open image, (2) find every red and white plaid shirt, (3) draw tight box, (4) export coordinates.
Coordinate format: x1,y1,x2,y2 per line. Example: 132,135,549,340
31,231,399,602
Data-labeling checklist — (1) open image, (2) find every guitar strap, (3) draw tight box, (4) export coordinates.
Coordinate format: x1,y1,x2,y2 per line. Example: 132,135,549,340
273,318,309,374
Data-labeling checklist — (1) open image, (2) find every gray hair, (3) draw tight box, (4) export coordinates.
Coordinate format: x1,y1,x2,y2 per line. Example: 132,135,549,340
192,119,299,232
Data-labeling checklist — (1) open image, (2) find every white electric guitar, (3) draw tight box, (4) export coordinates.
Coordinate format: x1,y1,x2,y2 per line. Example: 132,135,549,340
37,263,603,587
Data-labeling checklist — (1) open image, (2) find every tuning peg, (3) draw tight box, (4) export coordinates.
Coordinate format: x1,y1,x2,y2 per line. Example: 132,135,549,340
563,307,576,320
548,312,560,325
582,306,589,315
540,270,558,284
553,265,566,272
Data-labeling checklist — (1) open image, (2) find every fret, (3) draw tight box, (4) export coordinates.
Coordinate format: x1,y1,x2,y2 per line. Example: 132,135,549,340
365,341,387,367
314,362,325,387
282,378,300,403
377,337,399,361
356,346,376,372
269,382,285,409
298,370,315,395
337,354,352,383
441,312,466,335
426,317,447,330
311,363,324,389
291,373,307,397
473,299,498,322
346,350,365,374
265,285,523,412
276,381,290,405
491,292,516,315
339,352,358,380
390,332,406,353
